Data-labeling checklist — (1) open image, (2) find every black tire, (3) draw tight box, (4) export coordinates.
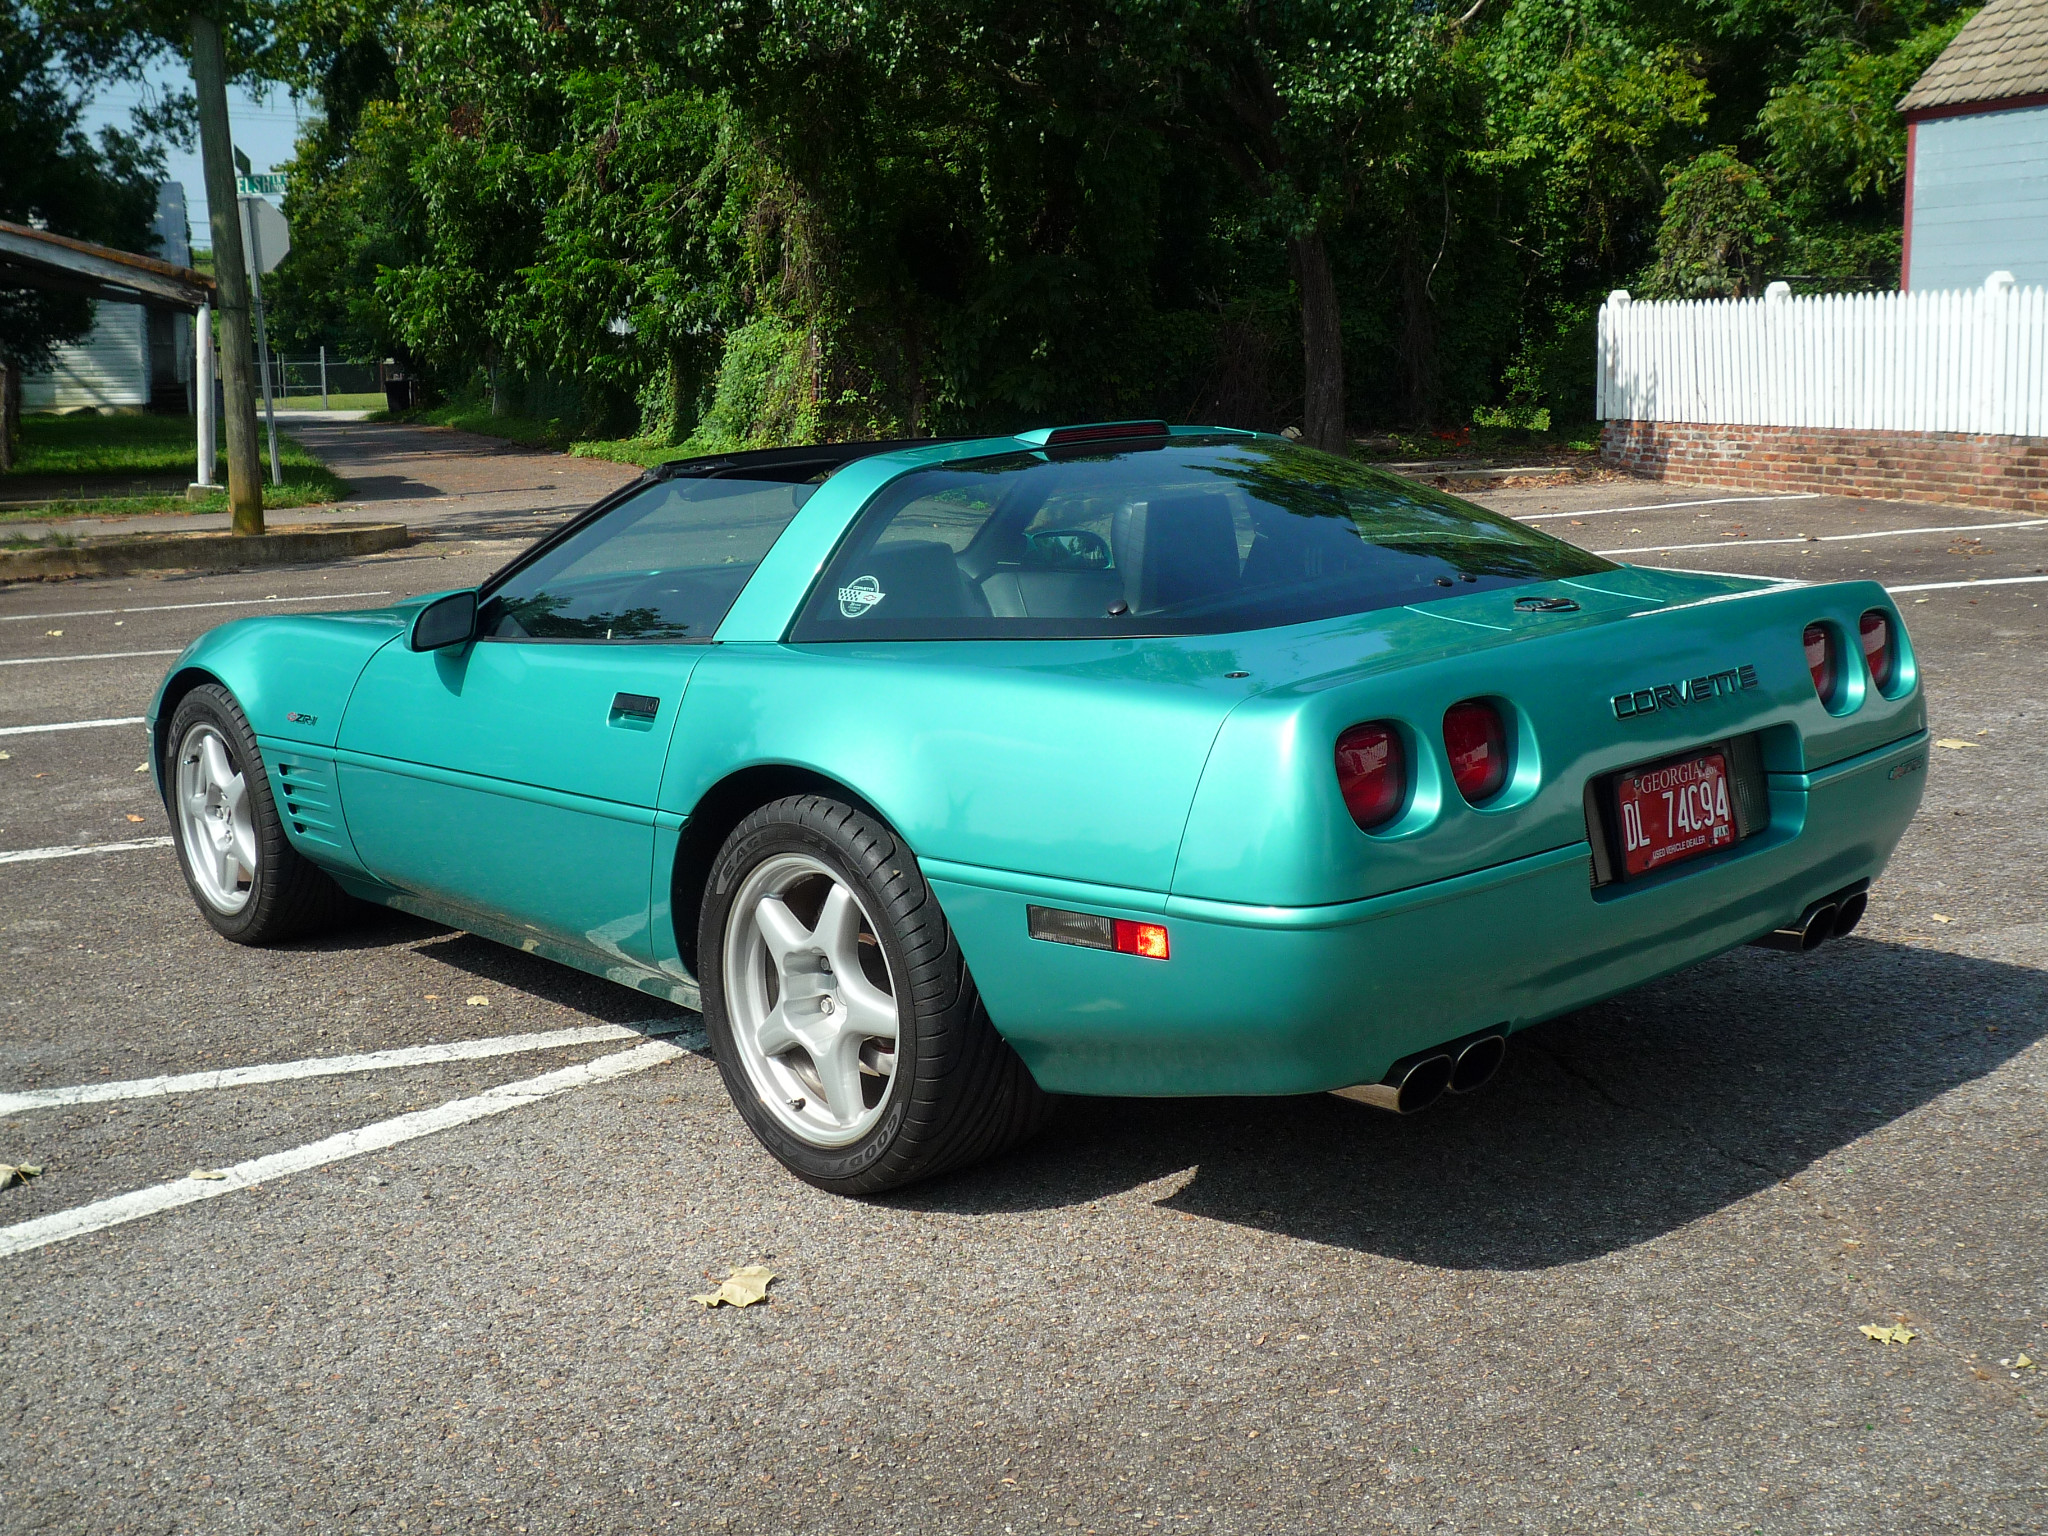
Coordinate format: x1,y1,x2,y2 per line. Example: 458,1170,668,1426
699,795,1049,1194
163,684,355,945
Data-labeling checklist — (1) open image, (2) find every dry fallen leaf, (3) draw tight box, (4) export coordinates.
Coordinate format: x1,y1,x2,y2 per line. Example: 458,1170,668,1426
465,995,490,1007
1933,739,1980,750
126,814,145,823
1859,1324,1916,1346
135,763,149,773
0,751,10,761
691,1264,777,1308
45,629,62,636
2017,1353,2036,1371
1931,914,1952,923
0,1163,45,1189
189,1169,229,1181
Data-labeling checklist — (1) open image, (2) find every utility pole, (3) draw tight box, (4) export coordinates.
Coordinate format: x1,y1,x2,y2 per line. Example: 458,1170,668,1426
189,12,264,534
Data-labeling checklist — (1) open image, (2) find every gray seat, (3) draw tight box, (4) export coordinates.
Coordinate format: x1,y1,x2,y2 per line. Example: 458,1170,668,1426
858,539,988,620
1111,492,1242,613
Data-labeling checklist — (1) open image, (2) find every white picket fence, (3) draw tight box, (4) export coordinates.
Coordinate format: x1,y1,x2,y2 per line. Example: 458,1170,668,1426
1596,275,2048,437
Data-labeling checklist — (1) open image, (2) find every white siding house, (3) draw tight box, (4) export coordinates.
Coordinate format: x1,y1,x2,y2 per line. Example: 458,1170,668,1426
22,182,193,411
21,301,151,410
1901,0,2048,291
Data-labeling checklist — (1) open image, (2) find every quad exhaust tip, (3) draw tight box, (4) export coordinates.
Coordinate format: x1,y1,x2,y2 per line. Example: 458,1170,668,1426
1333,1030,1507,1115
1753,881,1871,953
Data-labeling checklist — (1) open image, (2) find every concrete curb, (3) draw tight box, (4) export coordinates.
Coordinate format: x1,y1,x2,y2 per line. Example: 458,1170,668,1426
0,523,411,580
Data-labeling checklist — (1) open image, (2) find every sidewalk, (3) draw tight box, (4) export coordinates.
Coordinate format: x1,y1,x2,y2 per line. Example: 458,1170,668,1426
3,414,642,545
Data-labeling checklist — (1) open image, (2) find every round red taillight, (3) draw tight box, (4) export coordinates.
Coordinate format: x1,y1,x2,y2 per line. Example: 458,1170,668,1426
1803,623,1837,703
1336,722,1407,830
1442,699,1508,804
1859,609,1895,692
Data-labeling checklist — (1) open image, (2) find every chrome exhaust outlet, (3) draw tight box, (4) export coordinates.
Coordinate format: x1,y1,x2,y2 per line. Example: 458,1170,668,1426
1332,1052,1455,1115
1754,900,1839,953
1448,1033,1507,1095
1831,890,1868,938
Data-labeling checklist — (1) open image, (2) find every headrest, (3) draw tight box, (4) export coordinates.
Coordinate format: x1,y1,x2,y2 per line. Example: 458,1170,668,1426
1112,492,1241,612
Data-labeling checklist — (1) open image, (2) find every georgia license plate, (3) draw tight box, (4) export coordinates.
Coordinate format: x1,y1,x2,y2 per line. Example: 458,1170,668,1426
1614,749,1737,878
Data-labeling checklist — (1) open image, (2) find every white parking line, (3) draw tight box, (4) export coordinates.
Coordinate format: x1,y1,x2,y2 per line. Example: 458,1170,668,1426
1517,494,1821,522
0,716,146,737
1887,574,2048,594
0,1022,700,1118
1596,518,2048,556
0,591,392,622
0,1040,686,1259
0,649,181,667
0,837,172,864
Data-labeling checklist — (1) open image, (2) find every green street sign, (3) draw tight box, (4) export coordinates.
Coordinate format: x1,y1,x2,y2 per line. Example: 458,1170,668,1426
236,173,288,197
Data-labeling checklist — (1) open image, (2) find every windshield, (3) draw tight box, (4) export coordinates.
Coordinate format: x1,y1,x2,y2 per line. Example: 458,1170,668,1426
787,436,1615,641
479,476,816,642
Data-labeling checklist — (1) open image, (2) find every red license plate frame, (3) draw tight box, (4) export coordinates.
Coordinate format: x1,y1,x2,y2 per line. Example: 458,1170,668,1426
1612,747,1738,879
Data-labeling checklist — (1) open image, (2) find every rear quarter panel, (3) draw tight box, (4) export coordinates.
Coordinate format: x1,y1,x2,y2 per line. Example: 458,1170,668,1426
659,640,1245,892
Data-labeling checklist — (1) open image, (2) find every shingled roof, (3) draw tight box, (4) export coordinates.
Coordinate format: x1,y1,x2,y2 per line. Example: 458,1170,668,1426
1900,0,2048,115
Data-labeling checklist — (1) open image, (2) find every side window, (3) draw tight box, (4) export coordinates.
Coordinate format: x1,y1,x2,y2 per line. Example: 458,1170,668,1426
480,478,813,641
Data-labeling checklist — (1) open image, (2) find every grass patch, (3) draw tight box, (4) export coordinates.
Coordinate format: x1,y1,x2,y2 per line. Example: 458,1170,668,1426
278,391,387,412
373,403,704,469
378,402,575,450
1,413,345,521
5,412,212,478
1351,419,1603,461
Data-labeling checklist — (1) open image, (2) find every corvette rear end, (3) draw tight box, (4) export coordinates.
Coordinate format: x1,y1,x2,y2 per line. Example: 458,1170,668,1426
928,564,1926,1101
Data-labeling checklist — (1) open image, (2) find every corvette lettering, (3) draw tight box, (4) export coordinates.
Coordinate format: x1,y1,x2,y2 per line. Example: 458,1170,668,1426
1612,664,1758,720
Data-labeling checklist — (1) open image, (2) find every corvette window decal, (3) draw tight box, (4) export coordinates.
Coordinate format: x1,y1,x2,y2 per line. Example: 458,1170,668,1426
837,576,885,618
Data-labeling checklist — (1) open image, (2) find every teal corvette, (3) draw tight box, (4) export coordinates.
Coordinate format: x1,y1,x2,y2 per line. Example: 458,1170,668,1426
149,422,1928,1191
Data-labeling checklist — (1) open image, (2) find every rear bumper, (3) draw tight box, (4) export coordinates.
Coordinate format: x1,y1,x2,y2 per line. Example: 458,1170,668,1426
929,729,1929,1096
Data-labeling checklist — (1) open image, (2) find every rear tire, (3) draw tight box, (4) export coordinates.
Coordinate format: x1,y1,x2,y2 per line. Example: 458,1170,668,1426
699,795,1049,1194
164,684,355,945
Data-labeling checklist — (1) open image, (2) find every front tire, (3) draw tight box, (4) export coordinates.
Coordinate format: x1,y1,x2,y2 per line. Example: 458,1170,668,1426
164,684,353,945
699,795,1049,1194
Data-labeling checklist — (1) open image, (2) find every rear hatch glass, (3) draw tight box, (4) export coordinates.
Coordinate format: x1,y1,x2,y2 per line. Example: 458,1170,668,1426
789,436,1615,640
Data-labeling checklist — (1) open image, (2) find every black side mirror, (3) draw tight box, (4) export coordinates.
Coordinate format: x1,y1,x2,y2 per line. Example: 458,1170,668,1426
410,589,478,651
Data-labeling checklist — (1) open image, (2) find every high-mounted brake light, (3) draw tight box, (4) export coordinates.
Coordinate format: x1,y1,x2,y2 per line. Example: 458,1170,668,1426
1335,722,1407,830
1803,623,1837,703
1859,609,1895,692
1041,420,1171,448
1442,699,1508,804
1026,905,1170,960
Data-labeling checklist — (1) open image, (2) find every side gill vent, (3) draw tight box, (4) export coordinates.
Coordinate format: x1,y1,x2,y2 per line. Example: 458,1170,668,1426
273,760,342,849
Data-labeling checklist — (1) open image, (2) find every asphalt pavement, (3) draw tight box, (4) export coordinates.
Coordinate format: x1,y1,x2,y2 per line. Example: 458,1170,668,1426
1,450,2043,1535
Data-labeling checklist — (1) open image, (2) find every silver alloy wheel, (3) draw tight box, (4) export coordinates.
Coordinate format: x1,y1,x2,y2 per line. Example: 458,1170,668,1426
722,852,901,1147
175,721,256,914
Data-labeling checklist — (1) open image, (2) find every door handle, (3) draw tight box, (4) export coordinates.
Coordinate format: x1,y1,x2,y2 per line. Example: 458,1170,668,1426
610,692,660,719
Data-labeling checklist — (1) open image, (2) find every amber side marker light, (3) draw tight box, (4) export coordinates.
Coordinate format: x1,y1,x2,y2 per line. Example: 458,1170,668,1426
1027,905,1170,960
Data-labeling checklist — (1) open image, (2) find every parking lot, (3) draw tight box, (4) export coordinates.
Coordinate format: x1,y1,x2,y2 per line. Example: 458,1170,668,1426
2,471,2044,1534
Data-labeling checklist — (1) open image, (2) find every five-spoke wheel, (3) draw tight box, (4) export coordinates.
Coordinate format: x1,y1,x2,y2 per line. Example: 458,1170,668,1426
722,853,901,1147
175,721,257,914
163,683,353,944
700,795,1049,1193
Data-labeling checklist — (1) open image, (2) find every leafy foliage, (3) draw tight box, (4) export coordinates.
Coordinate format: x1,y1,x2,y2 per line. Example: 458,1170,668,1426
162,0,1978,443
0,2,173,369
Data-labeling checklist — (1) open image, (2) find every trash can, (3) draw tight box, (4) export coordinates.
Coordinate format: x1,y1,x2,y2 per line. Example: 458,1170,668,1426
383,378,412,412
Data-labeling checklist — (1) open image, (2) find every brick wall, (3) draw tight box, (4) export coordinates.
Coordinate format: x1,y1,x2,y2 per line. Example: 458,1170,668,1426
1600,420,2048,512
